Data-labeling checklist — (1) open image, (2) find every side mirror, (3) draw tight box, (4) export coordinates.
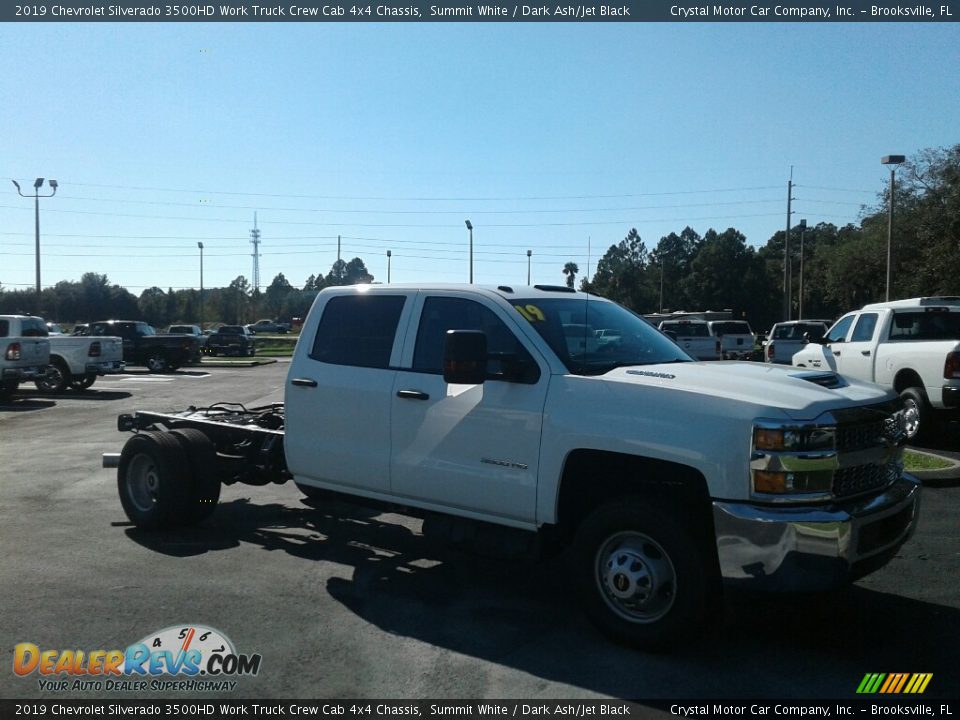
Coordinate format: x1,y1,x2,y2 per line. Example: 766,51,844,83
443,330,487,384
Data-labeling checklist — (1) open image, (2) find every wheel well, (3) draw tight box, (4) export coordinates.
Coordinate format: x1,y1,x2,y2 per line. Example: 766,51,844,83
555,449,714,543
893,369,924,394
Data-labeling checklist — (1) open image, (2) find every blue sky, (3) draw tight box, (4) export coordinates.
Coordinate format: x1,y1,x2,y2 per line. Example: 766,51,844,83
1,22,958,295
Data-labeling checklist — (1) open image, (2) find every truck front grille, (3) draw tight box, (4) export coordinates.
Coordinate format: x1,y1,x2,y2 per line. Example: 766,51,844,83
834,462,900,498
836,420,886,453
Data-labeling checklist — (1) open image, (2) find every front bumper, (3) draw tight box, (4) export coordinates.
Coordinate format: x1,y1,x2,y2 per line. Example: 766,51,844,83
712,474,920,591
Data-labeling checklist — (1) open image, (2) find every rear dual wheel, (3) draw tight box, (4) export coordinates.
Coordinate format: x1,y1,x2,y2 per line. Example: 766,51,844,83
117,429,221,529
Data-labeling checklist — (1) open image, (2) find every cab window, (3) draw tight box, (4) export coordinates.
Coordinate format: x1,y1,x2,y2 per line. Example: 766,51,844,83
310,295,406,369
825,315,855,343
851,313,878,342
413,297,538,383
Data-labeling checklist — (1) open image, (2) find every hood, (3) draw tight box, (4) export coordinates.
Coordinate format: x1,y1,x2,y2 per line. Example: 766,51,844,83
600,361,893,421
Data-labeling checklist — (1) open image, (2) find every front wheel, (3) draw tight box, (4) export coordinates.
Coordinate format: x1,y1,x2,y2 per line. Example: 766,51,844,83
573,499,719,651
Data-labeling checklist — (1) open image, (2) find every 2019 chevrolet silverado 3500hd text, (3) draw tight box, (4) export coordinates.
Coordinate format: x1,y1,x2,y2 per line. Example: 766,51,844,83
104,285,920,649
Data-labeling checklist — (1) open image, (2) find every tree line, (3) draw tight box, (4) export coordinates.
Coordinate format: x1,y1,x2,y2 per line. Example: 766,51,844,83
1,145,957,332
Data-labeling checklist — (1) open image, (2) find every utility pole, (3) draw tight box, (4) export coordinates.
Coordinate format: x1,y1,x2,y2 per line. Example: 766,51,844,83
526,249,532,285
882,155,906,301
198,242,204,326
386,250,392,284
12,178,57,313
250,212,261,293
797,219,806,320
783,174,793,322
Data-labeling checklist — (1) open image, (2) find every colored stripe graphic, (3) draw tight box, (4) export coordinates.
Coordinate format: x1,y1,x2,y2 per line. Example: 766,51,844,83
857,673,932,694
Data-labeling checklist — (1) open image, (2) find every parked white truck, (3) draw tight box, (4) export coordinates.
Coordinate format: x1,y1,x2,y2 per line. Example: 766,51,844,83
36,331,126,393
104,285,920,649
792,297,960,441
1,315,50,400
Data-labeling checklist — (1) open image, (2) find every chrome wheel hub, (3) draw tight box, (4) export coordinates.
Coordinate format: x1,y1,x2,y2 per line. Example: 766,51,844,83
596,532,676,623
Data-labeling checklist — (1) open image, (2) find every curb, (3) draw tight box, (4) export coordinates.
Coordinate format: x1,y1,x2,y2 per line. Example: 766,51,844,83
905,447,960,485
199,358,278,368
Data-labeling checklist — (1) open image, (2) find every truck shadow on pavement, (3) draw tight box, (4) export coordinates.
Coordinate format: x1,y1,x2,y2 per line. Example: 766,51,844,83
0,397,56,412
124,496,960,700
24,390,132,401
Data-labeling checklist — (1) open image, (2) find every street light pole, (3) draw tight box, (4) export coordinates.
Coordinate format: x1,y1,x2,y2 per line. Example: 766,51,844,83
526,249,532,284
12,178,57,313
386,250,392,284
882,155,906,302
465,220,473,283
197,242,204,327
797,219,806,320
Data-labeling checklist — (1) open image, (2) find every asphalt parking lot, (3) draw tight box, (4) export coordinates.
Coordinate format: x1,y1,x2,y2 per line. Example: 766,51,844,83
1,362,958,704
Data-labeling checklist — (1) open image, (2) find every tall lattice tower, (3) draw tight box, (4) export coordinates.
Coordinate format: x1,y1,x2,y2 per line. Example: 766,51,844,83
250,212,261,292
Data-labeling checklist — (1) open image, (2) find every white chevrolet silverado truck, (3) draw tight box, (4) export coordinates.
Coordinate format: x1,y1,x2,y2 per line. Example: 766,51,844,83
103,285,921,649
792,297,960,441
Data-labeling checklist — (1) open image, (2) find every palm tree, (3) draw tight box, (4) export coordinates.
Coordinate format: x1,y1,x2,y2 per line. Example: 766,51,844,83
563,262,579,289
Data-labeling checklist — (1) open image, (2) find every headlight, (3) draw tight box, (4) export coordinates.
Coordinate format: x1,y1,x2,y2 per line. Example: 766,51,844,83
751,421,838,500
753,425,835,452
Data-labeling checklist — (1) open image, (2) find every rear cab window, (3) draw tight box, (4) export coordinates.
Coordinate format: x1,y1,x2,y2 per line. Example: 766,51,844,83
310,294,407,369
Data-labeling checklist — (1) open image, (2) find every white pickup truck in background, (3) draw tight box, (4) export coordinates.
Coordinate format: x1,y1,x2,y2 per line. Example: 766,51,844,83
658,318,721,360
38,328,126,393
105,284,920,650
1,315,50,400
1,315,125,394
792,297,960,441
707,319,756,360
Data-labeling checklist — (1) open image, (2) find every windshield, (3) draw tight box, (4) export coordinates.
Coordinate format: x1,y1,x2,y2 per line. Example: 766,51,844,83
773,323,827,340
513,297,692,375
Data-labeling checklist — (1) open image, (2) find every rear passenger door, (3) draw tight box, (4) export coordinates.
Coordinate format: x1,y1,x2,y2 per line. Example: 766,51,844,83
284,292,414,495
389,293,549,525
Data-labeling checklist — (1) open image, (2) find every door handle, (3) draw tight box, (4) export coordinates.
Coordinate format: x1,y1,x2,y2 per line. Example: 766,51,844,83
397,389,430,400
291,378,318,388
861,350,871,356
833,351,841,356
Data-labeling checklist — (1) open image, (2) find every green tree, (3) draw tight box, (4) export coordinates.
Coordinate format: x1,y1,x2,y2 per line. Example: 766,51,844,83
562,262,579,289
589,229,656,311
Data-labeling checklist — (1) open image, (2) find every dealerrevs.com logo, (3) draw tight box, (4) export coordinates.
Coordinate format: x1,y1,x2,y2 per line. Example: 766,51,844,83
13,624,262,693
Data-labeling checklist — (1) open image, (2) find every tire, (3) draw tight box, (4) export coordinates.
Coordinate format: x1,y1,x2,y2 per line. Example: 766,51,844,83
168,428,222,524
117,431,192,529
900,386,935,443
247,346,256,357
70,374,97,391
35,359,70,394
146,353,168,373
573,499,719,651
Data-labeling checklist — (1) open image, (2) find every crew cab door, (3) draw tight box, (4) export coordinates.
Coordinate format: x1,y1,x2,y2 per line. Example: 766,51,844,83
284,292,414,494
389,294,549,524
